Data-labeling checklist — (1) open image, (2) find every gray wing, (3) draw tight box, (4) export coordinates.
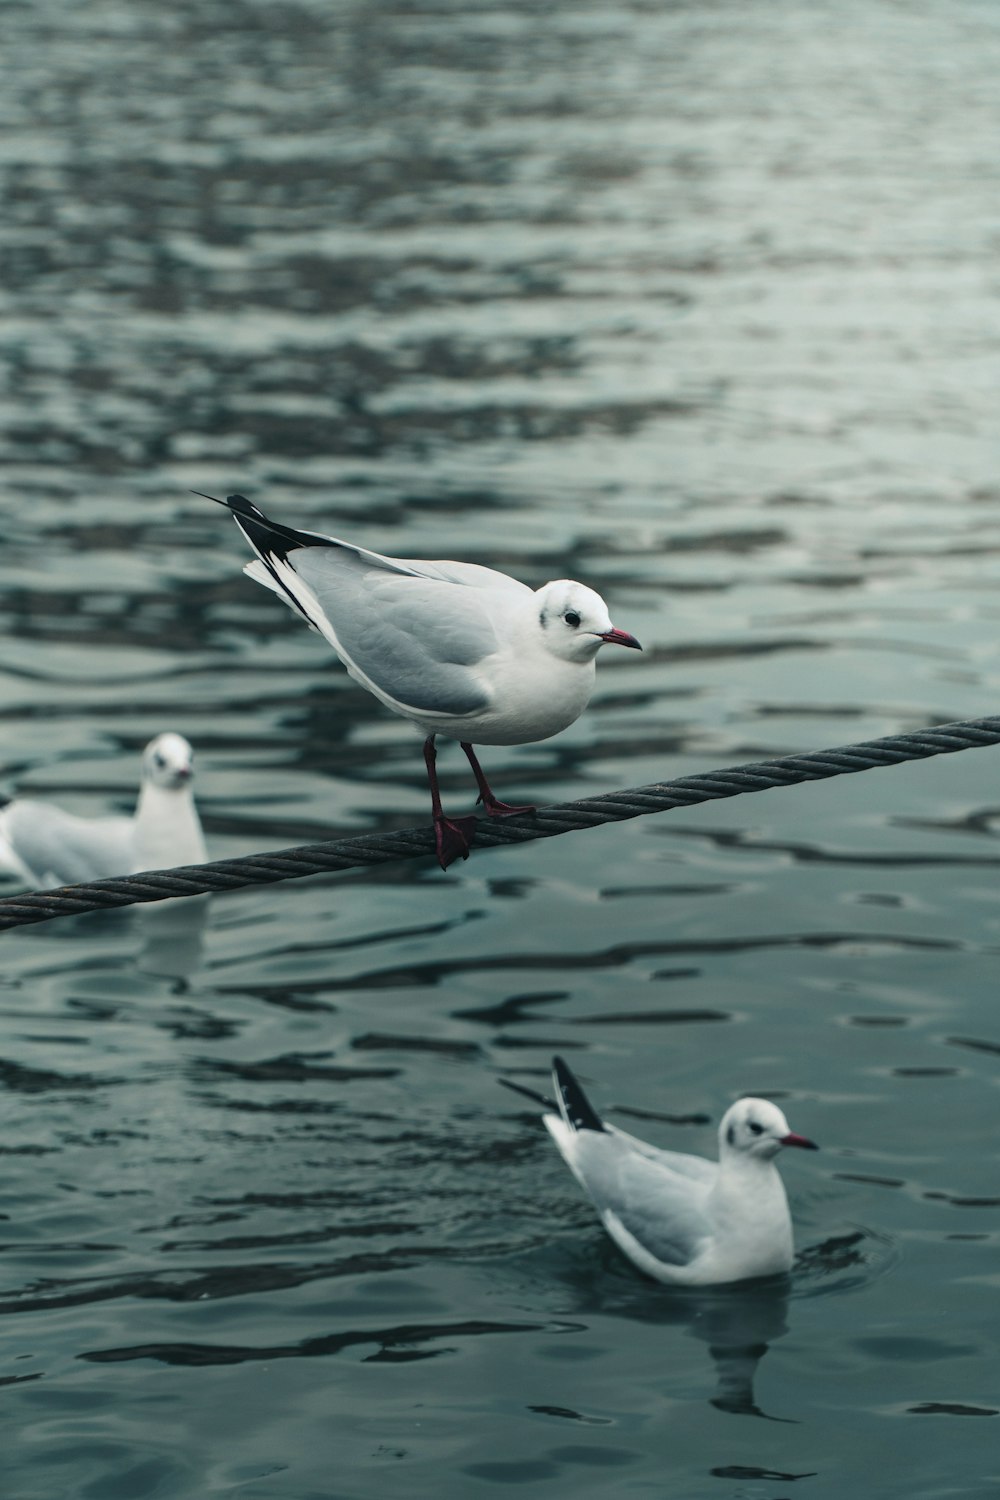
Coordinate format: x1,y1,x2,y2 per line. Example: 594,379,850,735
551,1121,714,1269
284,549,515,716
0,801,134,887
606,1123,717,1185
394,558,531,596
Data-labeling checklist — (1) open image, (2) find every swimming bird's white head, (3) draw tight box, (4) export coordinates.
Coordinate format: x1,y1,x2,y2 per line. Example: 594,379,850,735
535,580,642,663
142,733,196,791
718,1098,818,1162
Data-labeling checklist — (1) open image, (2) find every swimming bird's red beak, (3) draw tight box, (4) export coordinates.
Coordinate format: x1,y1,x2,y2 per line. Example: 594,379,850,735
599,627,642,650
780,1132,818,1150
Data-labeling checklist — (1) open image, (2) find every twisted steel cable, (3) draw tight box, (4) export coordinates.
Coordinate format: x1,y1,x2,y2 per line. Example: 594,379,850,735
1,713,998,931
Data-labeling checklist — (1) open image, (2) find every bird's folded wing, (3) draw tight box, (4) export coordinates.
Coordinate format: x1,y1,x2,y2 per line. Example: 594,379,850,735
606,1123,717,1185
560,1127,713,1268
395,558,531,596
274,550,508,717
0,802,133,887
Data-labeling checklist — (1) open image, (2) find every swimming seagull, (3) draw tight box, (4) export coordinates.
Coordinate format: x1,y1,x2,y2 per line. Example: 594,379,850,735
0,733,207,888
501,1057,817,1286
202,491,641,869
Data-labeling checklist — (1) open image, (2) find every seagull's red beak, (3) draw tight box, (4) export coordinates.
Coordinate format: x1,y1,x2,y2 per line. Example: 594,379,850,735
780,1132,818,1151
598,626,642,650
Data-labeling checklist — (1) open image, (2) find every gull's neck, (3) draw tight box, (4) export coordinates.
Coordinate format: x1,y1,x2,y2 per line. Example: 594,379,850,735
133,780,207,873
718,1150,782,1182
710,1153,793,1267
713,1152,790,1236
714,1151,789,1218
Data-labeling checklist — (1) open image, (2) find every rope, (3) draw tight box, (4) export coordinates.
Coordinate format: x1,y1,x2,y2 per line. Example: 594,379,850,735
1,712,998,932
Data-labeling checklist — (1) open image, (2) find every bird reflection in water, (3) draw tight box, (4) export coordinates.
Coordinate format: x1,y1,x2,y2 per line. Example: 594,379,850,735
692,1230,867,1418
688,1278,791,1420
559,1231,867,1422
575,1268,793,1421
136,894,209,988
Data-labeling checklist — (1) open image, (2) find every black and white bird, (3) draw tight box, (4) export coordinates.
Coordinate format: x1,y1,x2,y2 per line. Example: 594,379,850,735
502,1057,818,1286
0,733,207,888
204,492,641,868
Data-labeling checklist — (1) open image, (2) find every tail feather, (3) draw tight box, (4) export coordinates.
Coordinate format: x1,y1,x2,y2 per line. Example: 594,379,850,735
201,492,331,628
224,493,332,563
195,490,329,559
552,1056,606,1134
203,488,427,637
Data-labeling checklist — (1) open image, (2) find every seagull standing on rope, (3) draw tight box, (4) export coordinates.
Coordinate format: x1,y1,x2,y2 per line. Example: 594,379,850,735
203,492,641,868
502,1057,818,1286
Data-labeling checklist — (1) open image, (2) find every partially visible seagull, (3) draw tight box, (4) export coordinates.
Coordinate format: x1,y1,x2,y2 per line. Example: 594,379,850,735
201,491,641,869
501,1057,818,1286
0,733,207,888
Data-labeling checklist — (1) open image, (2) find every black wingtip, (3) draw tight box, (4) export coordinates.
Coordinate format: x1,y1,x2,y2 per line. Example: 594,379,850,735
201,490,332,557
552,1055,606,1134
191,489,263,520
224,492,262,519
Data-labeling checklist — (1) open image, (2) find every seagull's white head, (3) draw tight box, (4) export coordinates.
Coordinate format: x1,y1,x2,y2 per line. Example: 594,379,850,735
535,580,642,663
718,1098,818,1162
142,733,196,791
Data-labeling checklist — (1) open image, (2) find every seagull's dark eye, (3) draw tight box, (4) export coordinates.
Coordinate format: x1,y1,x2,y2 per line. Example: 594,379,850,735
564,611,581,628
748,1121,763,1136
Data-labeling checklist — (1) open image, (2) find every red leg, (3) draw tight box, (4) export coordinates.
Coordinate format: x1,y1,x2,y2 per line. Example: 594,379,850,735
460,742,536,819
424,736,477,869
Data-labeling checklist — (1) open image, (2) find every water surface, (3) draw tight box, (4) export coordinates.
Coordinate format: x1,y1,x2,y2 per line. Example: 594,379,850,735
1,1,1000,1495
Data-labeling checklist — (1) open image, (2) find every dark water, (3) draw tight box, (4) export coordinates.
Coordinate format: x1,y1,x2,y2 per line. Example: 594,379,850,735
2,0,1000,1495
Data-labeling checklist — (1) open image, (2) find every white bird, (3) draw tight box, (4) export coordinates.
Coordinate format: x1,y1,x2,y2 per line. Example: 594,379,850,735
203,492,641,868
502,1057,818,1287
0,733,207,888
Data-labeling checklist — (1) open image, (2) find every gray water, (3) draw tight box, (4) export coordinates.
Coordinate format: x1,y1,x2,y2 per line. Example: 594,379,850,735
1,0,1000,1495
